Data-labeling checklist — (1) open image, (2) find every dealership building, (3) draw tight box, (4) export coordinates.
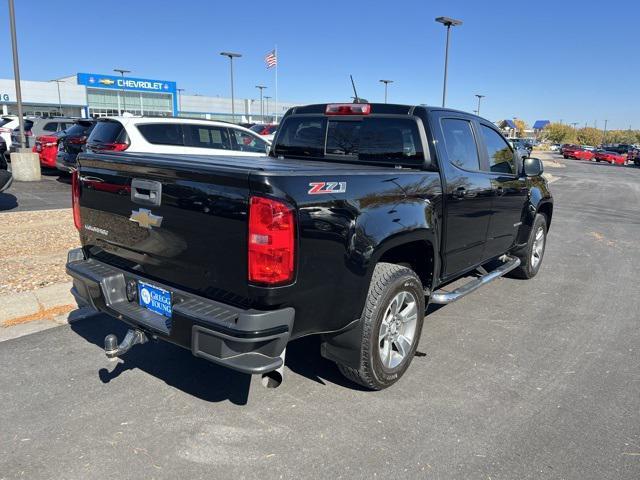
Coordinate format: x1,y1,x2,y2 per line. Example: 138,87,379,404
0,72,295,122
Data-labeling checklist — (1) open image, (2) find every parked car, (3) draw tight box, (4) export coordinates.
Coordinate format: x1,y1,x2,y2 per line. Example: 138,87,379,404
626,148,640,166
250,123,278,141
55,119,98,172
0,115,19,149
562,145,581,158
10,117,76,153
594,150,626,165
83,117,270,161
569,148,595,161
602,144,633,155
33,131,66,168
67,102,553,390
549,143,561,151
581,145,596,151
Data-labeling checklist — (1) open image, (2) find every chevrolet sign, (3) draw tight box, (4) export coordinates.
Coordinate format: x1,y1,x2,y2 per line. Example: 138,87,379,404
77,72,176,94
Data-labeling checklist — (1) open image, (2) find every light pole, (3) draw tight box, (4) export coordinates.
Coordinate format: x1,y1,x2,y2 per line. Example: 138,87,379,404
8,0,26,148
264,96,272,122
435,16,463,108
475,94,485,116
49,79,65,115
220,51,242,122
255,85,267,122
379,79,393,103
603,119,608,145
177,88,185,116
113,68,130,115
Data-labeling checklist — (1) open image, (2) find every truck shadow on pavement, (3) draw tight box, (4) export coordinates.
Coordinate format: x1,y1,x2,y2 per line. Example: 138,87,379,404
0,192,18,211
69,312,375,403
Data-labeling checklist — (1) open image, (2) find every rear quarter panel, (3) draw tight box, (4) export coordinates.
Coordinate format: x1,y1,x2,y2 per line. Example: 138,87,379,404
250,170,443,338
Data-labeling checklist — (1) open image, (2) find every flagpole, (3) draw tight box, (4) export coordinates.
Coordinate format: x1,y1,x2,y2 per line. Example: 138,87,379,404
274,45,278,123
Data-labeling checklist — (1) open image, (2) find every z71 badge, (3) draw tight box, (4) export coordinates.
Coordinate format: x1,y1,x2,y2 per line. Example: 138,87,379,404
308,181,347,195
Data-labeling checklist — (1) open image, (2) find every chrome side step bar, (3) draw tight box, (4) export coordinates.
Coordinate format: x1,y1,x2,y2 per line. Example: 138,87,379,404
430,255,521,305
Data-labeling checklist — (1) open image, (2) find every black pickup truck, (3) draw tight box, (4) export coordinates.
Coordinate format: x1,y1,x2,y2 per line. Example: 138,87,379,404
66,103,553,390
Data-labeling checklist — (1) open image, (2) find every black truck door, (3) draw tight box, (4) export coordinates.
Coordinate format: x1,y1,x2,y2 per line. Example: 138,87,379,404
431,113,494,277
476,122,528,258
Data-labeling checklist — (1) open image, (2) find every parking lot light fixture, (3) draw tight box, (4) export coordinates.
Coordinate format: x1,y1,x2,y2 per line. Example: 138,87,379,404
255,85,267,122
379,80,393,103
176,88,185,116
475,94,485,116
8,0,26,148
113,69,131,115
49,79,65,115
220,52,242,123
435,16,463,108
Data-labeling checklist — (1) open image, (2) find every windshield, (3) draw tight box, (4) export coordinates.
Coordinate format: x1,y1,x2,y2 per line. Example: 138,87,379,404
274,115,425,167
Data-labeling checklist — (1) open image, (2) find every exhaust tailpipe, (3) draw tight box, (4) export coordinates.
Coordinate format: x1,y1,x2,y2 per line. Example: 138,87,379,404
261,348,286,388
104,329,147,360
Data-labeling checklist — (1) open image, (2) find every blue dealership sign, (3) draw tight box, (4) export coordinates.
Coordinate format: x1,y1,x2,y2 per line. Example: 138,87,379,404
77,72,177,94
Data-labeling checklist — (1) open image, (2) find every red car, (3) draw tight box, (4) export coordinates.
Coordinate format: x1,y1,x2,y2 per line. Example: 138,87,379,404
33,133,62,168
561,145,581,158
571,148,595,161
595,150,626,165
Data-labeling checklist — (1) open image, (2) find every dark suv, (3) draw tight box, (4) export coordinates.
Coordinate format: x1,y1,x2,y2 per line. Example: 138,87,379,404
55,119,97,172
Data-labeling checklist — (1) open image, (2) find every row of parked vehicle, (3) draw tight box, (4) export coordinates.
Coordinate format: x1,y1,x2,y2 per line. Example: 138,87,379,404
0,114,279,173
558,143,640,166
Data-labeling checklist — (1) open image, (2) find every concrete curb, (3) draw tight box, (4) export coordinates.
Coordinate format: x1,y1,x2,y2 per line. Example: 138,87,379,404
0,282,75,325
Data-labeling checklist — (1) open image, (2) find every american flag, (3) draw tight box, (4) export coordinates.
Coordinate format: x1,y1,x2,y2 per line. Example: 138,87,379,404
265,49,277,69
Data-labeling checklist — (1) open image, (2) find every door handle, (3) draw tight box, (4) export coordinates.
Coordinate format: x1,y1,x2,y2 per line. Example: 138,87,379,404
131,178,162,206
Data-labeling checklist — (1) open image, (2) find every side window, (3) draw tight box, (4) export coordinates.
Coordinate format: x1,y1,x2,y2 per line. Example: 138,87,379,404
137,123,184,146
231,129,267,153
441,118,480,171
184,125,231,150
42,122,58,132
480,125,516,174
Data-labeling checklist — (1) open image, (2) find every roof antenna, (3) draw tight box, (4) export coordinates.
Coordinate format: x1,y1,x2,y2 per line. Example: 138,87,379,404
349,75,366,103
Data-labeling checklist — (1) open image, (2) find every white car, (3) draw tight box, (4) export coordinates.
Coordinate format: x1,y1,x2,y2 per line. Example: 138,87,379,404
86,117,271,157
0,116,19,149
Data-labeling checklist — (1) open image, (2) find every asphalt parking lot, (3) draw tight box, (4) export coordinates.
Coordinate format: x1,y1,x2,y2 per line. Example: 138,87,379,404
1,155,639,479
0,170,70,212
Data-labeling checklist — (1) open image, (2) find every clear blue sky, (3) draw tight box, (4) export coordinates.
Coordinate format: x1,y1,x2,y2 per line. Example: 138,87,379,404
1,0,638,129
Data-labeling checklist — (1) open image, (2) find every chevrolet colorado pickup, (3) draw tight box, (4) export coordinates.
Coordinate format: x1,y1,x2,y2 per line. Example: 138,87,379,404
66,103,553,390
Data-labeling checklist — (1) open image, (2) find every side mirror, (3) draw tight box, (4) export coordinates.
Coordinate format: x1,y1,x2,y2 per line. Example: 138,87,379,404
523,157,544,177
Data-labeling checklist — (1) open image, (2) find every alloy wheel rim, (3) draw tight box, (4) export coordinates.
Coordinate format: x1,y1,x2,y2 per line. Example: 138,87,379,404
531,227,545,268
378,291,418,369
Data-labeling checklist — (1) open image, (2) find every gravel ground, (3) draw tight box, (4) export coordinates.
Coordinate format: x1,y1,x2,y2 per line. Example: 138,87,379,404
0,208,79,294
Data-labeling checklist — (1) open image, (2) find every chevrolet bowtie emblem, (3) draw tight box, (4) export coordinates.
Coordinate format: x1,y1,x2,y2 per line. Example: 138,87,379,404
130,208,163,229
98,78,116,85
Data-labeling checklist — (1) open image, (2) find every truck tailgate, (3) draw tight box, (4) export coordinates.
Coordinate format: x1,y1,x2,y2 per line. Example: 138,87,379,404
77,153,253,305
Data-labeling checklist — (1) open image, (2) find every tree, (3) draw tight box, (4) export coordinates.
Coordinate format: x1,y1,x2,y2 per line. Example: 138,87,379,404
576,127,602,146
513,118,529,138
542,123,577,144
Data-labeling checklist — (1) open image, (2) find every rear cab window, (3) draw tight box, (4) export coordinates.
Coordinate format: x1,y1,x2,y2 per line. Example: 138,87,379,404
440,118,480,171
274,115,424,167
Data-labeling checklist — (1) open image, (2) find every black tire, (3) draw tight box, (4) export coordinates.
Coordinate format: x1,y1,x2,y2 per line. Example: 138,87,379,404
563,155,568,159
337,263,425,390
511,214,548,279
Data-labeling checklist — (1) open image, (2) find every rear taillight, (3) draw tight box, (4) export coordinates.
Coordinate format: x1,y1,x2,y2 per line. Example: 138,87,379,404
325,103,371,115
248,196,295,285
93,142,129,152
71,170,81,231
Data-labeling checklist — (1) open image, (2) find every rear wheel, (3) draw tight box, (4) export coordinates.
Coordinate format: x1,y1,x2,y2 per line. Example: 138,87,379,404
337,263,424,390
511,214,547,279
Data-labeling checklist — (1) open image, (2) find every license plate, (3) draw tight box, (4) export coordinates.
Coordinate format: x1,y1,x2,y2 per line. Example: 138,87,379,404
138,281,172,318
